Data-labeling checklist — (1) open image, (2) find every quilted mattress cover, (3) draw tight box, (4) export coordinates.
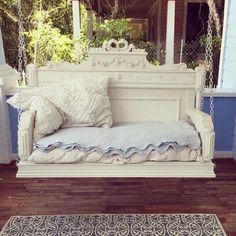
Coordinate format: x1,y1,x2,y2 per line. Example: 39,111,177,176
35,121,201,158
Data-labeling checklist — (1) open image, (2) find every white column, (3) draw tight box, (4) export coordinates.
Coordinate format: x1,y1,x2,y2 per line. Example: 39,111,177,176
0,25,18,91
0,26,19,163
218,0,229,88
0,78,14,164
165,0,175,64
0,27,6,64
72,0,81,38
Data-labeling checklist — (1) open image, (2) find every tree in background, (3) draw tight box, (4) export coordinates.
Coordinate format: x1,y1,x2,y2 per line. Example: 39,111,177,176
0,0,133,67
1,0,223,78
92,18,131,47
0,0,74,67
26,10,76,66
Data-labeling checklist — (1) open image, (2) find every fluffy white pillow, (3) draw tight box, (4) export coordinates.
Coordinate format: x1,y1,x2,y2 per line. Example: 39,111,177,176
7,77,113,128
29,96,65,141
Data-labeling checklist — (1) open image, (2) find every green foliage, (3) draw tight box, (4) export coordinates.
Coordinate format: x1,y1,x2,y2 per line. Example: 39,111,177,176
80,3,88,37
183,35,222,69
75,37,90,64
199,34,222,50
92,18,132,47
26,10,76,66
133,41,163,65
0,0,73,68
183,35,222,85
1,0,163,68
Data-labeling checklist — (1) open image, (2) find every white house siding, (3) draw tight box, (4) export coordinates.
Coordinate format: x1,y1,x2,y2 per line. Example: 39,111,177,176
220,0,236,89
0,27,17,163
0,27,5,64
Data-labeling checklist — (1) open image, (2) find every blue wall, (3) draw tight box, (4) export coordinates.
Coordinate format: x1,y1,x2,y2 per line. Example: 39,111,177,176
203,97,236,151
7,96,18,153
7,96,236,153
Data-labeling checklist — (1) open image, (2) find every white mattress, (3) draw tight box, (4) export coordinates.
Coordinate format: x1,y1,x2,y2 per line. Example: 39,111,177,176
28,147,203,164
35,121,201,158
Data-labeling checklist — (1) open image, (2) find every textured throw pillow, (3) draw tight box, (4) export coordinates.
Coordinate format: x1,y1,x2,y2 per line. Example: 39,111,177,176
29,96,65,141
7,77,113,129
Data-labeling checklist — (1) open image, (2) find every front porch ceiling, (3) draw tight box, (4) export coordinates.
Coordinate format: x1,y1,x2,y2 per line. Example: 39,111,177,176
81,0,156,18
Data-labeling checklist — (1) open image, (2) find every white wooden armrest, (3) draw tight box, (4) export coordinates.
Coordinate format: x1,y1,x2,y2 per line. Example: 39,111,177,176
18,110,35,160
186,108,215,161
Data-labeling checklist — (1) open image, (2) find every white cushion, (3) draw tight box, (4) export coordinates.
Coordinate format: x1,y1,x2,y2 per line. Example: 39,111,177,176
7,77,113,129
29,96,64,141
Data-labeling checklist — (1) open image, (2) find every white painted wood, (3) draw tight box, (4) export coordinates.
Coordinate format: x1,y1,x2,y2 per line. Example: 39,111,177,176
72,0,81,38
17,161,215,178
224,33,236,45
0,78,13,163
18,110,35,160
195,66,206,110
27,57,203,122
224,48,236,62
186,108,215,161
0,64,18,93
165,0,175,64
204,88,236,97
219,0,236,89
0,27,5,64
18,39,215,178
0,64,18,164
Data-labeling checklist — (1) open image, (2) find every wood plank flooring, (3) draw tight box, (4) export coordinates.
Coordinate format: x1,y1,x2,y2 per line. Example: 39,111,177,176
0,159,236,235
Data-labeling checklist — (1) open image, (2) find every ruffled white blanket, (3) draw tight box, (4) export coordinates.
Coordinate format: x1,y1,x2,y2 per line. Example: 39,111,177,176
35,121,201,157
29,147,203,164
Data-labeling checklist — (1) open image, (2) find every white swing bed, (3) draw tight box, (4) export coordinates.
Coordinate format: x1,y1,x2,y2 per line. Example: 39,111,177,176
17,41,215,178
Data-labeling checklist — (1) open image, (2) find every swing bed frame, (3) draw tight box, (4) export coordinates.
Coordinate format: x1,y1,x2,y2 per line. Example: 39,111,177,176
16,40,215,178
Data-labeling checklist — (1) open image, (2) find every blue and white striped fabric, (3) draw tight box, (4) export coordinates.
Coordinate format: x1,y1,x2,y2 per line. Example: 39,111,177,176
35,121,201,158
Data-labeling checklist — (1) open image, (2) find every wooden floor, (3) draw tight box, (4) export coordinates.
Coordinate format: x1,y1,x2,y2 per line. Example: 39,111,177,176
0,159,236,235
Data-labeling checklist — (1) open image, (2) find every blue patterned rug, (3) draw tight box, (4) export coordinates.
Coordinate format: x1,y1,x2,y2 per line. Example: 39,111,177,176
0,214,227,236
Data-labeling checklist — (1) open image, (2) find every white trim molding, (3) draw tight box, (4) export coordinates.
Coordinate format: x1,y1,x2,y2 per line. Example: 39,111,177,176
17,161,215,178
204,88,236,97
214,151,233,158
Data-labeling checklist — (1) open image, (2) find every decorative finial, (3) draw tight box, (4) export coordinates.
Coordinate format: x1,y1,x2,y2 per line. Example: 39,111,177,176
102,39,135,52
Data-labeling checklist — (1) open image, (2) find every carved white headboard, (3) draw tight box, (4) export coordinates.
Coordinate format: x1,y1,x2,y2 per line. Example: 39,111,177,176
27,39,206,123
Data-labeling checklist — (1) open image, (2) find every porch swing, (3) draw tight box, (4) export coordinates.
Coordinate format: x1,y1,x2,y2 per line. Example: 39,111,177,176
12,0,220,178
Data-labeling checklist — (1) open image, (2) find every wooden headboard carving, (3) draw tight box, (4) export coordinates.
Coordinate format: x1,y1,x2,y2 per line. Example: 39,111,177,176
26,39,206,122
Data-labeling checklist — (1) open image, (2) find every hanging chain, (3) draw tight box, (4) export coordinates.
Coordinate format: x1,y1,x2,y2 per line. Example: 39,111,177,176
16,0,28,163
17,0,27,80
205,0,214,119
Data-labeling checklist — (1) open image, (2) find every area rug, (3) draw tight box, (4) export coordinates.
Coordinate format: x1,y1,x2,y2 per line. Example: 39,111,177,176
0,214,227,236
